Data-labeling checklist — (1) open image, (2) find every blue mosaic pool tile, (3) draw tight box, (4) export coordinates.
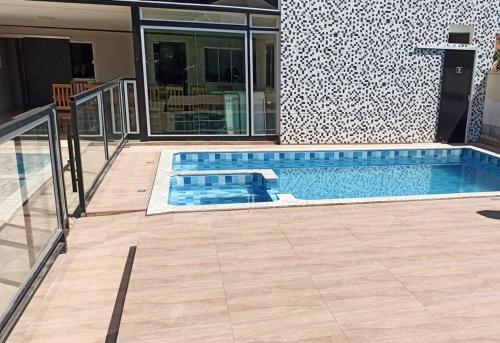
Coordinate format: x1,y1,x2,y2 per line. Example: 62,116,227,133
169,172,276,206
174,149,496,172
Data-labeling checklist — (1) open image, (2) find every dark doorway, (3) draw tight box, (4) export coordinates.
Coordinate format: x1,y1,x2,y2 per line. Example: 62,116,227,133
154,42,187,86
70,42,95,79
22,37,72,107
436,50,475,143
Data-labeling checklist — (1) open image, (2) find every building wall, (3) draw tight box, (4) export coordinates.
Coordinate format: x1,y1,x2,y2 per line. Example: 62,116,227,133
0,26,135,81
280,0,500,144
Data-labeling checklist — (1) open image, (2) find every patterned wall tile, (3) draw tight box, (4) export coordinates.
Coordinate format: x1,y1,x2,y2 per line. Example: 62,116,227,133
279,0,500,144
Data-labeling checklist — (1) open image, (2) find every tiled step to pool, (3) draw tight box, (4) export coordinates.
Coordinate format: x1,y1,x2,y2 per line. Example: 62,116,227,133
168,173,278,206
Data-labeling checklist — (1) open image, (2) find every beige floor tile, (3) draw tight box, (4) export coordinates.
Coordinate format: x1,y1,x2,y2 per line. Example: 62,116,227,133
336,309,452,343
426,292,500,331
118,322,234,342
232,320,348,343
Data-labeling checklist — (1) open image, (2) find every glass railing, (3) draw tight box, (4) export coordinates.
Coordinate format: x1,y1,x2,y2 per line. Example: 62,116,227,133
0,104,66,339
69,78,136,213
124,80,139,134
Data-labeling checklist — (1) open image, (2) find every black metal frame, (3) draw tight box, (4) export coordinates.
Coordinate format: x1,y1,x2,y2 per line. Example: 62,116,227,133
135,8,280,141
0,104,67,341
32,0,281,15
70,78,130,214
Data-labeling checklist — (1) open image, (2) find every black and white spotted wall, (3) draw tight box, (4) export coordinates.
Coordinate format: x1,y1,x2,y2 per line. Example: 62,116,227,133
279,0,500,144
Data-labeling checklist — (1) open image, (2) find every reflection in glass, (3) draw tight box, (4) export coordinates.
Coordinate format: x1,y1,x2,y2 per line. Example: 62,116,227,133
252,33,278,135
251,15,279,28
76,96,105,192
103,87,123,157
0,121,58,314
145,29,247,135
126,82,138,133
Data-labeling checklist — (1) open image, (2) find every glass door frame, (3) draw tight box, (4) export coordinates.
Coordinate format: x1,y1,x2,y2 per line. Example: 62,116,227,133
249,30,280,136
141,25,250,137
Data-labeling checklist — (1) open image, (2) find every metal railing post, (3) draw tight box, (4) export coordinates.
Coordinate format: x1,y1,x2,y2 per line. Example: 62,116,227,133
120,80,128,139
66,121,78,193
100,89,109,162
70,100,87,215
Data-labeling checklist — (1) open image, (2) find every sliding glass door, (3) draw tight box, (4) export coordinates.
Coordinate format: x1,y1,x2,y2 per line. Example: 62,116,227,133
251,32,279,135
142,25,279,137
144,28,247,136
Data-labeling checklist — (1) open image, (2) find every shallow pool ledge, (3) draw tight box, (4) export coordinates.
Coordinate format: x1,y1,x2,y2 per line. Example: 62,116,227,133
147,150,281,215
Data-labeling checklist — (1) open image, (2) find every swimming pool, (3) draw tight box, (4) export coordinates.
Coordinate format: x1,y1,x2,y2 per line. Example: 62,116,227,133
148,147,500,214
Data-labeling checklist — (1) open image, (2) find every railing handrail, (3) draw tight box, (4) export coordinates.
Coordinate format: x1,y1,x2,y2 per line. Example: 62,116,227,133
70,78,125,103
0,104,56,139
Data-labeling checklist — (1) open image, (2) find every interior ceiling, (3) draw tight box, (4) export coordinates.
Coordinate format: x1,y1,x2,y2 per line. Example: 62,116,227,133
0,0,132,31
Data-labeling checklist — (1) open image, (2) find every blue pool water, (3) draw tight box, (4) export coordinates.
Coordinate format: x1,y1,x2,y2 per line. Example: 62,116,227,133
169,148,500,205
169,174,275,206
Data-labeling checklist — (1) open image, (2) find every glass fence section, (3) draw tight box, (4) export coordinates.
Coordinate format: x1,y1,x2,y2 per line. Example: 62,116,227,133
0,105,65,336
70,79,129,211
124,80,139,134
75,95,106,195
102,86,124,157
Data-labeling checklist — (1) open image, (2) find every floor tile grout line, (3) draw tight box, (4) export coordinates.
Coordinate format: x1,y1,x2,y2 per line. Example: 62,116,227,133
212,226,237,343
277,223,352,342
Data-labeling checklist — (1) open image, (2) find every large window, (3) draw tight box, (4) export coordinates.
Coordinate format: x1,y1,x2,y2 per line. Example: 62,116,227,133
70,42,95,79
144,29,247,135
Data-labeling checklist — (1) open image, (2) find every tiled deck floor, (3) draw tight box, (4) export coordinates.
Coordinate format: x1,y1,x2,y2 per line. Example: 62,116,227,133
8,144,500,342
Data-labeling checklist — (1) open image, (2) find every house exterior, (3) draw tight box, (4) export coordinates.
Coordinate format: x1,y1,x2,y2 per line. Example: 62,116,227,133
1,0,499,143
280,1,499,144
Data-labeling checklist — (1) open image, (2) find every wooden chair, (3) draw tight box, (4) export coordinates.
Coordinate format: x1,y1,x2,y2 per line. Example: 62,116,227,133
70,80,88,94
52,83,73,133
217,85,234,92
161,85,183,133
83,83,99,91
191,84,208,95
53,84,72,111
165,85,184,112
147,85,166,131
191,85,208,111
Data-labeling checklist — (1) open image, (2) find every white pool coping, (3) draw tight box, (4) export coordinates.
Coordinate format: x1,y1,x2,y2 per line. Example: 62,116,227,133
146,144,500,215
